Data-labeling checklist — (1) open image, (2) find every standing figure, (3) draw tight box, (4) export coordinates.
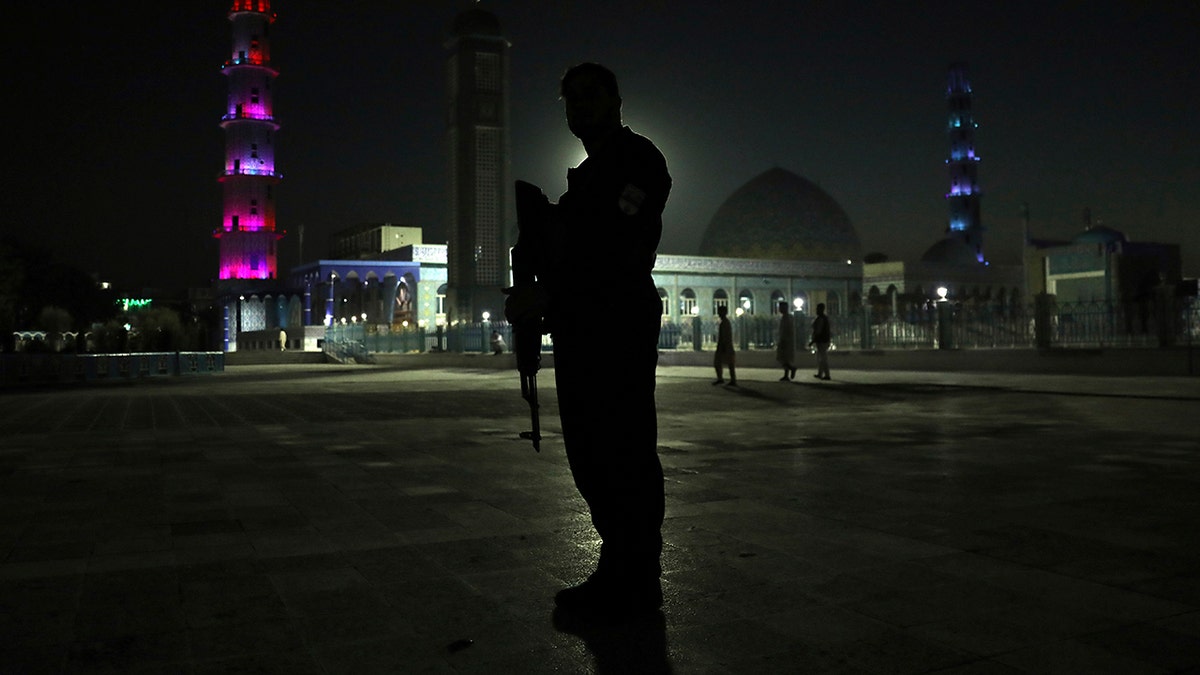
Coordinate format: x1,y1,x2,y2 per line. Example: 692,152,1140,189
775,301,796,381
713,304,736,386
810,302,832,380
505,63,671,620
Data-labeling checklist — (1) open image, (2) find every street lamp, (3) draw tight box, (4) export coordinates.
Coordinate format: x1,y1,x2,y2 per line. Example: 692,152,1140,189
480,311,492,354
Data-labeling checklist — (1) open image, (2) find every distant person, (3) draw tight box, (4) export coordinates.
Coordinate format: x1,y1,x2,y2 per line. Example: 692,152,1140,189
775,301,796,381
490,330,507,355
809,302,831,380
712,304,736,386
504,62,670,621
278,329,287,351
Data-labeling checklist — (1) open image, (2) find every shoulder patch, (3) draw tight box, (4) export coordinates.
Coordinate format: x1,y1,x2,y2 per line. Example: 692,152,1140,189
619,183,647,215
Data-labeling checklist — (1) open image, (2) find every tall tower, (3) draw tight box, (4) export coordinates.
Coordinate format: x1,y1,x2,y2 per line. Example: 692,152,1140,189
215,0,284,281
445,8,511,323
945,62,984,262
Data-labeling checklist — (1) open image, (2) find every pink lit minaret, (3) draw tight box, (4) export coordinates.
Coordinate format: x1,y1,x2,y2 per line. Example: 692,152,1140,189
214,0,283,280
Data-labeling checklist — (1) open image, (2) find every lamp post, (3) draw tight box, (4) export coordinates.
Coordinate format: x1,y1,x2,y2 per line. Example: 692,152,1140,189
936,286,953,349
736,306,748,351
481,311,491,354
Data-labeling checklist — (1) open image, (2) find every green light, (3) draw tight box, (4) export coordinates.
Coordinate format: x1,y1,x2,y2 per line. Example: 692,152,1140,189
119,298,153,311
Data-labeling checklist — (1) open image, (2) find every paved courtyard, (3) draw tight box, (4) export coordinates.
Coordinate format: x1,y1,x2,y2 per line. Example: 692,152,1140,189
1,362,1199,674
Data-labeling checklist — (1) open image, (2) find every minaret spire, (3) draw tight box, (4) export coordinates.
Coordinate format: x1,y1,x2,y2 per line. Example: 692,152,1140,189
215,0,284,281
945,62,984,263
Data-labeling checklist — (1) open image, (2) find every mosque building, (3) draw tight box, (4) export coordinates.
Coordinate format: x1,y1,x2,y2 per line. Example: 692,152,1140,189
211,5,1183,353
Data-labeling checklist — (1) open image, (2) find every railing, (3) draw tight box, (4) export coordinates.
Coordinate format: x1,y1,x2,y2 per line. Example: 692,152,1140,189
320,294,1198,359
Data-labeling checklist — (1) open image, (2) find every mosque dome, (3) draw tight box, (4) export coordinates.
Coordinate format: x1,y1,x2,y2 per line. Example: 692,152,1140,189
698,168,862,262
1072,225,1127,245
920,236,979,266
452,8,501,37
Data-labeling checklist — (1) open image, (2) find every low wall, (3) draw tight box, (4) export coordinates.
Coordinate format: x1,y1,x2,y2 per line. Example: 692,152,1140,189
0,352,225,388
370,346,1198,378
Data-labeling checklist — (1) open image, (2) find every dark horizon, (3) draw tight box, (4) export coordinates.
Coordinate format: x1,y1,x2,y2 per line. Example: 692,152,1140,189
3,0,1196,290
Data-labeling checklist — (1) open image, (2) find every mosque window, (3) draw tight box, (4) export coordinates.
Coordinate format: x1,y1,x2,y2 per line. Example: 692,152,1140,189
738,290,755,315
680,289,696,316
712,289,729,316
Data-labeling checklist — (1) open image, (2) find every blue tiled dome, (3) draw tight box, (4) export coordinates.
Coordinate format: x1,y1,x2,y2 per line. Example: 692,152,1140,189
1072,225,1127,245
699,168,862,262
920,236,979,265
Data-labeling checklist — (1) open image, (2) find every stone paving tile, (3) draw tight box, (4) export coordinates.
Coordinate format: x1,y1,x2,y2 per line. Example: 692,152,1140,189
0,364,1198,673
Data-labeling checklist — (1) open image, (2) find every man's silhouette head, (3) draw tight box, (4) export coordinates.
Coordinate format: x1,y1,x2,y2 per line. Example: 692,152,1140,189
561,62,622,145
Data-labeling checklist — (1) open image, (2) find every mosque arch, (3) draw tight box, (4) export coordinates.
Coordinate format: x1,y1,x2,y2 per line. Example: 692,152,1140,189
737,289,755,315
769,290,785,313
288,296,303,327
657,288,670,317
711,288,729,316
680,288,697,316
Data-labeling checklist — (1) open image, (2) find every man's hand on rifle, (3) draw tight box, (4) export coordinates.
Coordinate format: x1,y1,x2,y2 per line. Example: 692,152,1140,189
503,283,548,324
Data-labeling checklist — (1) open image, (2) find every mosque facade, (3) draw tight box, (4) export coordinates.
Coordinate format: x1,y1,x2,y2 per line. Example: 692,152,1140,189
212,7,1186,353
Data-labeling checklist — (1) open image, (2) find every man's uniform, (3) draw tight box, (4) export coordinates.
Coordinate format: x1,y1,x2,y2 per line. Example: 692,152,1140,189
545,125,671,593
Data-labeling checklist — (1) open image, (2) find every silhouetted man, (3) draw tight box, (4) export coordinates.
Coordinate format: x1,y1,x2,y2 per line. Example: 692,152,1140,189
775,300,796,381
810,302,831,380
506,62,670,620
713,304,736,386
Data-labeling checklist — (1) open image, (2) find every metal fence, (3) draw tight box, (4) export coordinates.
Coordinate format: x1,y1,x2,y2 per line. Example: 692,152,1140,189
324,295,1198,358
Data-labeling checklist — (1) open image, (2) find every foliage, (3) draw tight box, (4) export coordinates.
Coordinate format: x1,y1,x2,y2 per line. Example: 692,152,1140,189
128,308,189,352
0,235,117,349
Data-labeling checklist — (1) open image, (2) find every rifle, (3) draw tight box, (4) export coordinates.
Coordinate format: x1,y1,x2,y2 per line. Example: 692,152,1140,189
507,180,551,451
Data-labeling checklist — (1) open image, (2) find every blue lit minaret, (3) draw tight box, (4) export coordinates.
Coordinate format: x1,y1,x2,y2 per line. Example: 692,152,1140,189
945,62,984,263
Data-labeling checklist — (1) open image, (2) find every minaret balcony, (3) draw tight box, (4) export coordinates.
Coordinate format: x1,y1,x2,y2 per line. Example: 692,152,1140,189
221,59,279,76
220,112,280,130
218,169,283,181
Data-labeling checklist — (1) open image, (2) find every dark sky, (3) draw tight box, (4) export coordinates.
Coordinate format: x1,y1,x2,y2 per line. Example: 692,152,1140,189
4,1,1197,289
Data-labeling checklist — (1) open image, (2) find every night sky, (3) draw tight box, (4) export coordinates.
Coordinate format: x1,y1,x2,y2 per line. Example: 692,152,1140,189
4,1,1197,290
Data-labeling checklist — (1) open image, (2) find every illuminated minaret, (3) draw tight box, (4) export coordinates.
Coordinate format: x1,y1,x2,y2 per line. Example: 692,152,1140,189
445,8,511,323
945,62,984,263
215,0,284,280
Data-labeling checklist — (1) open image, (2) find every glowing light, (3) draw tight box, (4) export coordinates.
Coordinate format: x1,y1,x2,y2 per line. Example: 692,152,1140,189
119,298,153,311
